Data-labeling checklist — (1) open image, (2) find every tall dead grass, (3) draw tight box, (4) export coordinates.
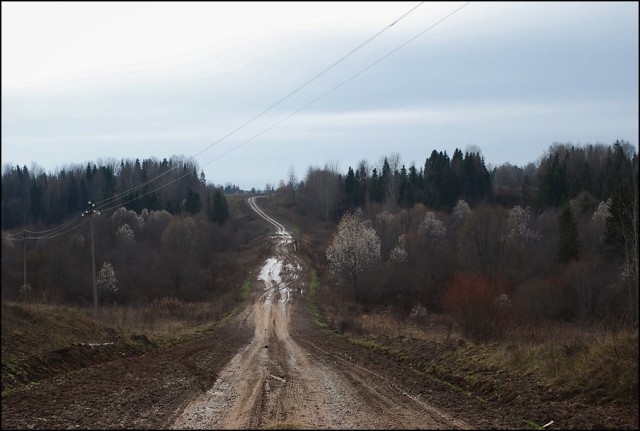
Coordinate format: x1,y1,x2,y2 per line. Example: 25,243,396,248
500,321,639,402
324,302,638,404
331,308,456,343
89,289,240,337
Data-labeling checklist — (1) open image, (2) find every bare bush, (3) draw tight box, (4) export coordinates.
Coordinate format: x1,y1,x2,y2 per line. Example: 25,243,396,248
442,273,511,342
409,303,428,325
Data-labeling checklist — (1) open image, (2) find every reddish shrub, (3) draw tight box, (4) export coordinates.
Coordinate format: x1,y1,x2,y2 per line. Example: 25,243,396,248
442,273,511,342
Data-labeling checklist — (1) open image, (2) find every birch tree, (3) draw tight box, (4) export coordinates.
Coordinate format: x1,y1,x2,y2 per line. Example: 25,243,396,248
419,212,446,239
504,205,539,248
452,199,472,220
326,209,380,302
97,262,118,294
116,223,135,245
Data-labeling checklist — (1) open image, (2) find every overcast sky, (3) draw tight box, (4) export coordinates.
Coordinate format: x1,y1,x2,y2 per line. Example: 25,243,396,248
2,1,638,190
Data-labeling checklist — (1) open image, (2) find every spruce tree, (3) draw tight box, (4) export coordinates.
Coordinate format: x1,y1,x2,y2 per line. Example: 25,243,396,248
208,189,229,224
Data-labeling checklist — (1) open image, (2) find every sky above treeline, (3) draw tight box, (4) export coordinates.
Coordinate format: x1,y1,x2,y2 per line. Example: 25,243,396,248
2,1,638,190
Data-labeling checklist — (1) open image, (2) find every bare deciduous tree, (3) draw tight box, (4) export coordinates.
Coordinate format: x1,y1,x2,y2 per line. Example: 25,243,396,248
458,205,508,280
301,166,341,221
161,217,196,290
375,211,404,260
387,234,407,265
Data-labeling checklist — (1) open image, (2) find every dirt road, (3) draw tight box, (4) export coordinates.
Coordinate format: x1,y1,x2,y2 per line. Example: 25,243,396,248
2,196,637,430
170,196,469,429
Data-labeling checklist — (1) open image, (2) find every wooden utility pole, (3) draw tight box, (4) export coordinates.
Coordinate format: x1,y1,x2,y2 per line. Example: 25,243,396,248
23,230,27,289
83,202,100,309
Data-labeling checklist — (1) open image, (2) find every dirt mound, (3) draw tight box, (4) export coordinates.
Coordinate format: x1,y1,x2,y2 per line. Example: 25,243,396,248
1,303,149,395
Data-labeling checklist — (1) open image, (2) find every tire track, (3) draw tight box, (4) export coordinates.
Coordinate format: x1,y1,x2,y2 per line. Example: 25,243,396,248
171,195,470,429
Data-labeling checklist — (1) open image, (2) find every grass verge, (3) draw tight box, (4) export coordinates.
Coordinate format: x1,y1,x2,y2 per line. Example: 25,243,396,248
307,269,330,330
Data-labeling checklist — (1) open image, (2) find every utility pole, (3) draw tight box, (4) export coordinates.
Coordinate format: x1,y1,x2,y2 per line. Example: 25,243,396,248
23,229,27,289
82,201,100,309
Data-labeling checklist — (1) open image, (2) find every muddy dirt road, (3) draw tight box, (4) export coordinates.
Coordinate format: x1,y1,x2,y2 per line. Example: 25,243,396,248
171,196,468,429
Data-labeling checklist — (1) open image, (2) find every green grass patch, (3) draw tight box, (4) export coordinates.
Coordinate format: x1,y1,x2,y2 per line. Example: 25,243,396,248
521,419,545,430
347,337,401,357
309,269,319,297
308,269,329,330
240,275,251,301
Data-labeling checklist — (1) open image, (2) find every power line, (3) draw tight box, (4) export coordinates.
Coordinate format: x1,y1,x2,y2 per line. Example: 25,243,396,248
100,1,467,212
90,1,425,210
2,215,82,238
2,2,467,239
199,2,471,170
2,217,91,241
3,1,427,237
188,1,425,162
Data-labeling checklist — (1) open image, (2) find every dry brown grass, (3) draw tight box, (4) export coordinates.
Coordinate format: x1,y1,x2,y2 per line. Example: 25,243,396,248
89,275,255,343
9,291,240,344
340,310,455,343
498,322,639,403
333,306,639,405
90,296,231,337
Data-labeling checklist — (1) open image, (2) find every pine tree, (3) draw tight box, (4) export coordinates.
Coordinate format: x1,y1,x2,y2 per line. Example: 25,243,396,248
185,190,202,214
537,152,567,208
208,189,229,224
344,167,359,208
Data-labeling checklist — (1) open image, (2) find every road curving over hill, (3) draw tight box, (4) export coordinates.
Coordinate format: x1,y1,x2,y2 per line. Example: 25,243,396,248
170,196,470,429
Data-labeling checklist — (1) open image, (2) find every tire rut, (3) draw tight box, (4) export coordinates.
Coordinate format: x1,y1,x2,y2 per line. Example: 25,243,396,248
171,196,470,429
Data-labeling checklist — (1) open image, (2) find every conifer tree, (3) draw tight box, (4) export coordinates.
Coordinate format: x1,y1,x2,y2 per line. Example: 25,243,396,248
208,189,229,224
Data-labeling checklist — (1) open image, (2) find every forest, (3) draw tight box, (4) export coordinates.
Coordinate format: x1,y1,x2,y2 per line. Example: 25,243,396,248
1,141,638,336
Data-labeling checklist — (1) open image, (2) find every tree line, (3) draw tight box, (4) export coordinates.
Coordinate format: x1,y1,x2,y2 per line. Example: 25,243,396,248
285,140,638,333
1,156,245,306
1,156,230,230
291,141,636,222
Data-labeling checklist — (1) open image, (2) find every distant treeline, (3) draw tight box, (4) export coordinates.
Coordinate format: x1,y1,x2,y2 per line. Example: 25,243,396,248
3,142,635,230
292,140,637,221
1,157,233,229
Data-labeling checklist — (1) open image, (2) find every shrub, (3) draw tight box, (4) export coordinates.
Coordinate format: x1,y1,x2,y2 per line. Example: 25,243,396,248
512,276,576,322
442,273,511,342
